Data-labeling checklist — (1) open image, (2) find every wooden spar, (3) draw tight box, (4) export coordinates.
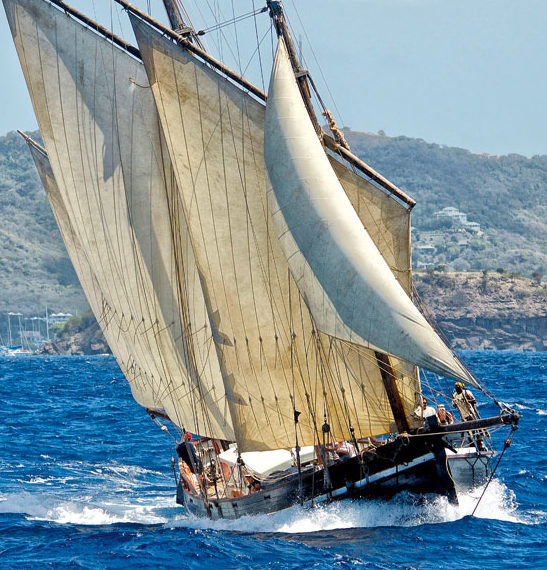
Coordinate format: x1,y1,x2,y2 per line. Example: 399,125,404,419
146,408,172,422
17,130,47,155
375,351,410,433
434,411,520,434
46,0,141,59
113,0,267,101
323,135,417,209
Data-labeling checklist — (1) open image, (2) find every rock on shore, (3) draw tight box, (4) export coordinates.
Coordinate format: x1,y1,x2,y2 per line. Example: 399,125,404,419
414,271,546,351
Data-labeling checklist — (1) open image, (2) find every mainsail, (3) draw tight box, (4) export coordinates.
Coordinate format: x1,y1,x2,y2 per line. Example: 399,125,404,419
130,12,429,450
4,0,234,440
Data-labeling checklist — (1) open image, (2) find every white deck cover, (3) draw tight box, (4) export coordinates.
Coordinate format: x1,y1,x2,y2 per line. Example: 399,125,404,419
218,447,294,479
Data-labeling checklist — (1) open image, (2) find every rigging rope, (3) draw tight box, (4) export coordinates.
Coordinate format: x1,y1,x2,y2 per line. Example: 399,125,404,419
197,6,268,36
412,283,501,406
471,425,518,517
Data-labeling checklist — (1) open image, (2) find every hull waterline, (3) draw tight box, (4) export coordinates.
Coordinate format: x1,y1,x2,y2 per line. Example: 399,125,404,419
176,435,460,520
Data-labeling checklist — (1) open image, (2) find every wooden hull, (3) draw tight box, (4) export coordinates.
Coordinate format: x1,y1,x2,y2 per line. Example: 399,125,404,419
176,435,462,520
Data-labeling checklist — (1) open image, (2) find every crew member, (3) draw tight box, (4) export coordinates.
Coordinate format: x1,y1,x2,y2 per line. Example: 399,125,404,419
452,383,488,451
176,432,203,474
324,441,356,460
437,404,454,425
246,475,261,495
452,382,478,422
411,397,439,430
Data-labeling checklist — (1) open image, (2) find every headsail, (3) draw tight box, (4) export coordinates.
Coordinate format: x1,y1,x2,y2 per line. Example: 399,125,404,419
264,38,473,385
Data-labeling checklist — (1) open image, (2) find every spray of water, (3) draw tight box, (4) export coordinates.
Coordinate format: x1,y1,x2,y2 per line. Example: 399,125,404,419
168,479,525,533
0,457,534,531
2,481,526,530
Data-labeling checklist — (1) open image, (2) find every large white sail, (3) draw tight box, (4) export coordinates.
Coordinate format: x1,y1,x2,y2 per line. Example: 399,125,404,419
131,14,424,450
264,38,473,385
3,0,235,440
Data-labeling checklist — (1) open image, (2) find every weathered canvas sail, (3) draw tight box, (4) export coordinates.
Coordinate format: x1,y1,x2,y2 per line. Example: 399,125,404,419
4,0,235,440
326,149,421,416
264,38,473,385
130,14,425,451
25,136,161,409
327,157,412,293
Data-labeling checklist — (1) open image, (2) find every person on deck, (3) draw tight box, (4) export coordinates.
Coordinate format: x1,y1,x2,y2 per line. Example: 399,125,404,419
437,404,454,425
324,441,356,459
418,397,439,429
452,383,488,451
176,433,203,475
452,382,478,422
246,475,261,495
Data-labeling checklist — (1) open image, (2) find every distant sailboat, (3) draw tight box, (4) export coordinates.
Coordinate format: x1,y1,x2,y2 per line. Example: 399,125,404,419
5,312,33,354
5,0,519,519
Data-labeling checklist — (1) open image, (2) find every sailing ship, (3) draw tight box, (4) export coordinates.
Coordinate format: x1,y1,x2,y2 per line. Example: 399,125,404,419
4,0,519,520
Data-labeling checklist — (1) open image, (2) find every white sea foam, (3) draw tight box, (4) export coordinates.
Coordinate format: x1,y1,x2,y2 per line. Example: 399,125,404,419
168,478,528,534
0,491,175,525
0,475,530,530
28,476,74,485
0,457,182,526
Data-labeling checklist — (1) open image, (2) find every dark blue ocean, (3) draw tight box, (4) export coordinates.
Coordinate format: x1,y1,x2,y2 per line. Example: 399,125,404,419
0,351,545,569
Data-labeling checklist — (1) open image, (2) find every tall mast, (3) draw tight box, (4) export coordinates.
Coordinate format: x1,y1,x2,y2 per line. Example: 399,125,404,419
267,1,322,137
161,0,185,31
161,0,205,49
18,314,23,348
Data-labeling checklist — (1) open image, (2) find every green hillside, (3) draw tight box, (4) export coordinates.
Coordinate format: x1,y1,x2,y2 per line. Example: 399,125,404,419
0,130,88,343
0,127,545,344
346,130,546,276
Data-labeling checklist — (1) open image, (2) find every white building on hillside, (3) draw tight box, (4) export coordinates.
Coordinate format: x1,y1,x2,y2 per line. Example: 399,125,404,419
434,206,468,224
433,207,481,233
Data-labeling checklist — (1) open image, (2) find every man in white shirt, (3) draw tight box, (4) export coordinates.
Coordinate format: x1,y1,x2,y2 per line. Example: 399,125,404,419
413,397,438,429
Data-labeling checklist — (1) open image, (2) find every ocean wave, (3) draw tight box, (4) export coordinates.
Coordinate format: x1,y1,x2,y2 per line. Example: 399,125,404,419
0,491,174,525
498,402,546,416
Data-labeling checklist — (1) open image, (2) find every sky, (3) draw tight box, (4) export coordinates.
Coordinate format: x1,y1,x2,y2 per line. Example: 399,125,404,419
0,0,546,157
